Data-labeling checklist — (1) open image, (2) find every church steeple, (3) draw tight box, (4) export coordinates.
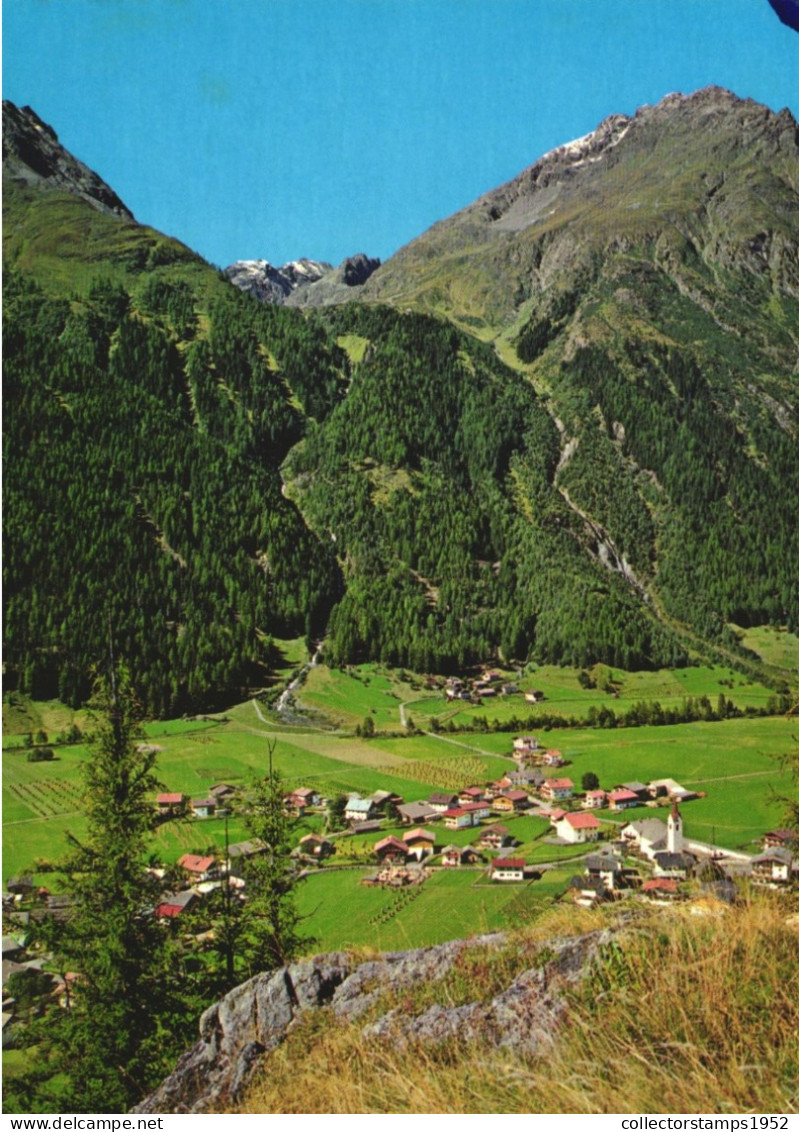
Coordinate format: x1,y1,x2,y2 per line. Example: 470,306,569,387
667,800,683,853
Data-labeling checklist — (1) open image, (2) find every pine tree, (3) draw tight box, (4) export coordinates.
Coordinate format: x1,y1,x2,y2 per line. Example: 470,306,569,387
33,667,194,1111
239,741,308,976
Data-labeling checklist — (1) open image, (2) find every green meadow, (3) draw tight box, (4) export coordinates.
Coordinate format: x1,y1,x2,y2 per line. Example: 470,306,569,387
3,663,796,889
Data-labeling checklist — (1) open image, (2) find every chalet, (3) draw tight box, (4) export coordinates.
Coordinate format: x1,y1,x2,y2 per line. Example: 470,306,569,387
191,798,217,819
543,807,566,825
374,836,409,864
491,858,525,882
458,786,485,805
524,690,545,703
209,783,237,802
569,875,609,906
298,834,335,859
751,848,794,885
402,829,437,861
156,792,187,816
541,749,565,767
345,796,376,823
443,807,480,830
154,890,199,919
652,851,694,880
370,790,404,812
291,787,320,807
513,736,539,756
492,790,530,813
540,777,574,802
476,825,514,851
177,854,216,881
584,853,623,890
507,767,545,789
440,844,480,867
428,793,460,813
763,830,797,851
608,789,640,811
461,801,492,821
397,800,438,825
555,811,601,844
582,789,607,810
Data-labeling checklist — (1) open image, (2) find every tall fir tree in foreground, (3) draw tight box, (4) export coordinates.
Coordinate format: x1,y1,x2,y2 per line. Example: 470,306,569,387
21,667,196,1112
239,740,307,976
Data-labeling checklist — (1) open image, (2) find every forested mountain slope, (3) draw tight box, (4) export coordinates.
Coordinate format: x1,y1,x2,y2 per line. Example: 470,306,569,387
3,93,798,714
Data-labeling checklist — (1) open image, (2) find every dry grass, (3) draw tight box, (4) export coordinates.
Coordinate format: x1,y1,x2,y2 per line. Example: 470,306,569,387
235,896,799,1114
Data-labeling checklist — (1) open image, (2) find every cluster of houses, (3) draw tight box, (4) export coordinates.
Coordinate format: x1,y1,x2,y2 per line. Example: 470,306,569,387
444,672,546,704
155,782,238,821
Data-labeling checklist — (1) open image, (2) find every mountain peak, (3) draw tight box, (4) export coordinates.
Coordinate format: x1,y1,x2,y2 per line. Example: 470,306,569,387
2,100,134,220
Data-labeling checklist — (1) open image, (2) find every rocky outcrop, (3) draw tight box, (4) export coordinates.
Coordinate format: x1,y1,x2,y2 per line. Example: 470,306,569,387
3,100,134,220
135,929,610,1114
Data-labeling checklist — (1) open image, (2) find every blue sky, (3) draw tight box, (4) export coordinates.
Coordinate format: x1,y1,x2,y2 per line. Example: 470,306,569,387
3,0,797,269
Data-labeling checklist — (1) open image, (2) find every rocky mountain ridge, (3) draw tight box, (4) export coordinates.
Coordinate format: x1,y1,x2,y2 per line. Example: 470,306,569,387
358,86,799,329
224,251,380,306
2,100,134,221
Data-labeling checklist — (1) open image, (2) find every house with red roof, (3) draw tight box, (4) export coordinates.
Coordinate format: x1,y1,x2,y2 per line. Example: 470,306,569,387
177,854,216,881
374,836,409,864
582,789,607,810
555,811,601,844
402,828,437,861
156,792,187,816
491,858,526,882
608,788,640,811
540,777,574,802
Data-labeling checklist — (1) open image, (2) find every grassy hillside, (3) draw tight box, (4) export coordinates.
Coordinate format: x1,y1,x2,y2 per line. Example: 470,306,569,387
235,897,799,1114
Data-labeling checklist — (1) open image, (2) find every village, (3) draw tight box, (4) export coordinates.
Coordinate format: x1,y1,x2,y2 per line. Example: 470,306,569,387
4,725,796,1044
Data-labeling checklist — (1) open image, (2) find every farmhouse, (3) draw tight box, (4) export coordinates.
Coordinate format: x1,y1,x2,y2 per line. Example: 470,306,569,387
428,793,459,813
442,807,480,830
156,792,187,816
607,788,639,811
191,797,216,819
763,829,797,851
555,811,601,844
647,778,697,803
177,854,216,881
476,825,514,851
458,786,485,804
584,853,623,890
507,768,545,789
583,789,607,810
290,787,320,807
402,828,437,861
209,783,237,802
569,875,609,906
541,749,566,767
345,796,376,823
374,836,409,864
540,777,574,802
298,834,334,859
652,851,694,880
513,736,539,755
491,858,525,882
751,848,794,885
492,790,530,813
397,800,438,825
620,781,650,802
641,878,680,901
440,844,480,867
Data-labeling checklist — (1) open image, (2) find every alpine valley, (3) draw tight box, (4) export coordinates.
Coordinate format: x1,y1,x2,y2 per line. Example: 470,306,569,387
3,88,799,1115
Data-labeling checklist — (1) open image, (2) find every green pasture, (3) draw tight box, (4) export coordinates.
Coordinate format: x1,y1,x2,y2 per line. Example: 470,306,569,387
298,664,415,730
294,865,568,952
405,662,779,729
3,690,795,885
731,624,799,678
